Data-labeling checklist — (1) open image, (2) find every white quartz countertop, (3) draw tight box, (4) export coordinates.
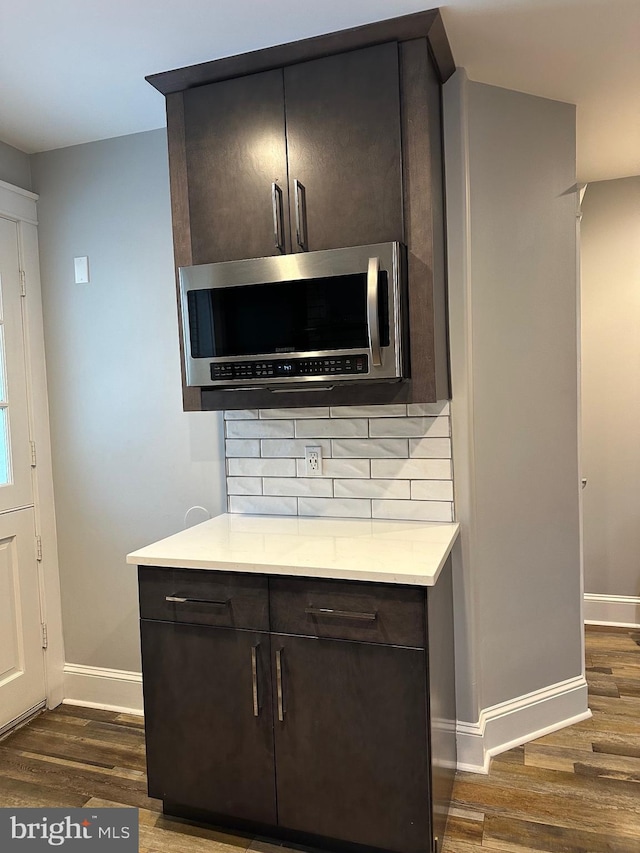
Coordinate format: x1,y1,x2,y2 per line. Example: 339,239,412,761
126,513,459,586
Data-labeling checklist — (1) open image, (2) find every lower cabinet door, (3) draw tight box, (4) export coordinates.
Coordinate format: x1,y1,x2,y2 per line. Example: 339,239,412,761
272,634,431,853
140,620,277,825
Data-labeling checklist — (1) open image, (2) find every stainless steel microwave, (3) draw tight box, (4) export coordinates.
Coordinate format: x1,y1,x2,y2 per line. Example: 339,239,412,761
179,241,407,389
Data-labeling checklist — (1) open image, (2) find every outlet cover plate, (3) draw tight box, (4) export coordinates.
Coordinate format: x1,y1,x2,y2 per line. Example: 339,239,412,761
305,446,323,476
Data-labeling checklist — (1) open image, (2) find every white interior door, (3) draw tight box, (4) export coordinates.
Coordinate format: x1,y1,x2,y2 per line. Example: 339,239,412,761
0,215,46,731
0,507,45,729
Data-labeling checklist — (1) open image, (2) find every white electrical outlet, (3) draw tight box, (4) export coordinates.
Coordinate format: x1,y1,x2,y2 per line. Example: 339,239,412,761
305,446,323,476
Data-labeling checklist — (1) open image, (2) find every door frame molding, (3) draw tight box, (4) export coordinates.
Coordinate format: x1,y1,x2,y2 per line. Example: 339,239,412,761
0,178,65,709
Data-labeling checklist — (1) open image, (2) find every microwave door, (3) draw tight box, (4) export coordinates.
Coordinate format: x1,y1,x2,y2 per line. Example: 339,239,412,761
179,242,404,387
187,275,371,359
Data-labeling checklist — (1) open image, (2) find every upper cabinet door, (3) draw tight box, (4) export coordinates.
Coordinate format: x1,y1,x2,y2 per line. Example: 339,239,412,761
284,43,403,253
183,70,291,264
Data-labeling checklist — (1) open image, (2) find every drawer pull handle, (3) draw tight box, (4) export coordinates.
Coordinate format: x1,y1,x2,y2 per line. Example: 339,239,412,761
304,607,377,622
165,596,229,607
251,644,260,717
276,649,285,722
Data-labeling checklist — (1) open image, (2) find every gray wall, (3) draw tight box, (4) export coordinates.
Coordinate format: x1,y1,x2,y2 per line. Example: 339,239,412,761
446,74,583,720
581,176,640,597
27,81,585,704
31,130,226,673
0,139,32,191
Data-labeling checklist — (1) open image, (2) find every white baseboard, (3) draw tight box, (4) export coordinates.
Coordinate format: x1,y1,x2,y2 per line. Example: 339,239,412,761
63,662,591,773
456,674,590,773
63,663,143,716
584,593,640,628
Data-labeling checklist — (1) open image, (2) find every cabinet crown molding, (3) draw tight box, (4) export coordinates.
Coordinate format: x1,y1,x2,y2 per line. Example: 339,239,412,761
146,8,454,95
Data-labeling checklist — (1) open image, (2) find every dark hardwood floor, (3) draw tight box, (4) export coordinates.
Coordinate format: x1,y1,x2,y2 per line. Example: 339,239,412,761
0,626,638,853
443,626,640,853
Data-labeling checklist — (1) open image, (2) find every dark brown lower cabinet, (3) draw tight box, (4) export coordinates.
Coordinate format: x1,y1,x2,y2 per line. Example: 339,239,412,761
272,635,430,853
138,562,456,853
140,620,277,824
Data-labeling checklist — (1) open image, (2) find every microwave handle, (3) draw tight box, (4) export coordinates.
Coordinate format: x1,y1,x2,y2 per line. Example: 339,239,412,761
367,256,382,367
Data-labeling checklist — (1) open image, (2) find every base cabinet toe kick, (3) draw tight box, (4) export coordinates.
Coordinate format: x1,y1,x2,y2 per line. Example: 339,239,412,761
137,562,456,853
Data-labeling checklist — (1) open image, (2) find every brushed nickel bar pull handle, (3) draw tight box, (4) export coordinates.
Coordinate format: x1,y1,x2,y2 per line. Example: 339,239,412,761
223,386,263,392
269,385,335,393
276,649,284,722
165,596,229,607
305,606,377,622
294,179,307,251
251,644,259,717
367,256,382,367
271,182,285,252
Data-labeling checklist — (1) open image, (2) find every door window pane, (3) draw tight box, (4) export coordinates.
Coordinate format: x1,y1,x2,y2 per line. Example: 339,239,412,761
0,326,5,401
0,409,10,486
0,320,11,486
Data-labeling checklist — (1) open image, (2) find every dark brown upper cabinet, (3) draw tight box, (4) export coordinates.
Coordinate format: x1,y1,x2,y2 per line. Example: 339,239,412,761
148,9,455,411
182,43,401,265
283,42,402,253
183,70,291,263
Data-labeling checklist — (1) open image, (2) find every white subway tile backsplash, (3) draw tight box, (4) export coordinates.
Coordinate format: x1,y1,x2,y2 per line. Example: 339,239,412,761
226,419,294,439
296,419,368,438
372,500,454,522
263,477,333,498
224,402,454,523
409,438,452,458
410,480,454,501
226,439,260,458
295,458,371,479
223,410,259,420
332,438,409,458
298,497,372,518
261,438,332,458
227,477,263,496
371,458,452,479
334,479,410,499
229,495,297,515
228,458,296,477
407,402,450,417
330,404,407,418
260,407,330,419
369,416,450,438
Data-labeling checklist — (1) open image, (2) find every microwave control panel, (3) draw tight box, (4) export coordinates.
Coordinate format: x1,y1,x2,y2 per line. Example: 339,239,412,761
210,355,369,382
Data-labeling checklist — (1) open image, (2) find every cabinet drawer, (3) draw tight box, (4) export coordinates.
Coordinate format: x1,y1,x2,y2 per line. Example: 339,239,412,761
138,566,268,630
269,576,425,647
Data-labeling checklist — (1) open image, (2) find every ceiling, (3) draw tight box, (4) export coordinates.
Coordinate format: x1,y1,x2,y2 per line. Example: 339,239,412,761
1,0,638,182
